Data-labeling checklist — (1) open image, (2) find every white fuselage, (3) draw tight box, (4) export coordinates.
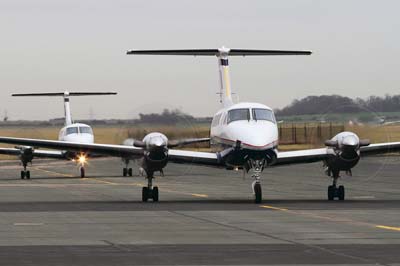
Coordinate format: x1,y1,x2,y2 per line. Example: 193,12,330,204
210,102,278,151
58,123,94,144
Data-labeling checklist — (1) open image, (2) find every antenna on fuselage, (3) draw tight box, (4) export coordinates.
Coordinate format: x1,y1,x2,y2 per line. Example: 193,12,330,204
12,91,117,126
127,47,312,108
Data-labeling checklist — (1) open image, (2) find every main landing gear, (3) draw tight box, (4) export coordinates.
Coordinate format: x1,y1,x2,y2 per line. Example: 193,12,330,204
123,167,133,177
142,173,158,202
20,162,30,180
122,160,133,177
328,173,345,201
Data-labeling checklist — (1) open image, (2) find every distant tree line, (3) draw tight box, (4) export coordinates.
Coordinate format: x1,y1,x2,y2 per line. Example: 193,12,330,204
138,109,211,124
275,94,400,116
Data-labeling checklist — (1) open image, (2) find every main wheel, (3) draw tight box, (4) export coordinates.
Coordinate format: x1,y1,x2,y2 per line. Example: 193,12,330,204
142,187,149,202
128,168,133,177
328,185,335,200
153,186,159,202
26,171,30,179
20,171,25,179
80,167,85,178
123,168,127,177
254,183,262,204
338,185,345,200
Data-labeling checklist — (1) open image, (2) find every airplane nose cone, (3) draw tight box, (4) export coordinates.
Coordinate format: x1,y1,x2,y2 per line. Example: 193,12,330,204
342,135,359,147
149,136,166,148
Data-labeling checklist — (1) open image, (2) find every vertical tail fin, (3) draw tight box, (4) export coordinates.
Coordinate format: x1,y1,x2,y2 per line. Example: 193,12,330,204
12,91,117,126
217,47,234,107
63,91,73,125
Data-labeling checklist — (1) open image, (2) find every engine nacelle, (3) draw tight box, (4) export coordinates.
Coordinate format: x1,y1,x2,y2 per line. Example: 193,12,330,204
323,132,370,176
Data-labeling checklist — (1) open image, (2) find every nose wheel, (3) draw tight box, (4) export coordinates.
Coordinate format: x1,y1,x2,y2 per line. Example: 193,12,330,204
328,175,345,200
80,167,85,178
20,170,30,179
20,162,30,180
253,183,262,204
142,174,159,202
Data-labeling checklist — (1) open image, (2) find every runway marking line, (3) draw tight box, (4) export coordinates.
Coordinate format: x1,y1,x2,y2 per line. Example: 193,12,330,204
260,205,288,211
190,193,209,198
259,204,400,233
32,167,74,178
15,166,208,199
14,223,43,226
376,225,400,232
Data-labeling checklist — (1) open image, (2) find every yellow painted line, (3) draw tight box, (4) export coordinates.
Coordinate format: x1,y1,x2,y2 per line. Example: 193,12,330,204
32,167,74,178
14,223,43,226
260,204,400,233
376,225,400,232
89,178,119,185
191,193,209,198
260,205,288,211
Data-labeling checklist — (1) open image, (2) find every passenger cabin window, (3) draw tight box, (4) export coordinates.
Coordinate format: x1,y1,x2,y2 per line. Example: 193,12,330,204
252,108,276,123
66,127,78,135
227,109,250,123
79,126,93,134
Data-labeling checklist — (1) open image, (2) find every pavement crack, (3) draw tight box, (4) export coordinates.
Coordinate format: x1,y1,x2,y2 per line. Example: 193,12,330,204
102,240,132,252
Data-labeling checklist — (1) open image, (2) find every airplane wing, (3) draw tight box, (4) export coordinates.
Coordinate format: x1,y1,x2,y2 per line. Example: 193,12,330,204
0,137,144,158
360,142,400,155
168,149,223,167
0,147,65,159
274,148,332,166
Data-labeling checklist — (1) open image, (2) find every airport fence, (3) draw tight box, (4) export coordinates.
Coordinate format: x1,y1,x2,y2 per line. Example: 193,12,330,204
278,122,345,145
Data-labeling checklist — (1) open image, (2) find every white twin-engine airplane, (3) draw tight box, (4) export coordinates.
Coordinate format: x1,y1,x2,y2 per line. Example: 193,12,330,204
0,91,116,178
1,47,400,203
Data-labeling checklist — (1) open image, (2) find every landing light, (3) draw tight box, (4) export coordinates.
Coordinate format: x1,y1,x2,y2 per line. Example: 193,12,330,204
77,154,87,165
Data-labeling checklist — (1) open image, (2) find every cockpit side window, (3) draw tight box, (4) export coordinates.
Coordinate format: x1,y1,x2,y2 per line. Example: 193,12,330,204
252,108,276,123
227,109,250,123
66,127,78,135
79,126,93,134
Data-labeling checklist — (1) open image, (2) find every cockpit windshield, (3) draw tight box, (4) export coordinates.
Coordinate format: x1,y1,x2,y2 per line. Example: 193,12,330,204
79,126,93,134
252,108,275,123
227,109,250,123
66,127,78,135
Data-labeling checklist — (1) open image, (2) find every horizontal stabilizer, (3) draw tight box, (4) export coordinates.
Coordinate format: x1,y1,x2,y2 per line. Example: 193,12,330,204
127,49,312,56
12,92,117,97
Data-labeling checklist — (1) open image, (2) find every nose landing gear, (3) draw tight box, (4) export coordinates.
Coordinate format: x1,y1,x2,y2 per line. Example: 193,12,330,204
142,172,159,202
20,161,30,180
249,159,265,204
328,172,345,201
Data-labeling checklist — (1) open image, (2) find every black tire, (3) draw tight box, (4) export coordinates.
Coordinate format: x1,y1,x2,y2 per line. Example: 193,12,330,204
20,171,25,179
123,168,127,177
338,185,345,200
153,186,159,202
26,171,30,179
328,185,335,200
80,167,85,178
128,168,133,177
254,183,262,204
142,187,148,202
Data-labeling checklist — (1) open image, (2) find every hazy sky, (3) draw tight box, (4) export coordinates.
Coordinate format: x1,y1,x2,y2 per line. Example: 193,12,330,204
1,0,400,120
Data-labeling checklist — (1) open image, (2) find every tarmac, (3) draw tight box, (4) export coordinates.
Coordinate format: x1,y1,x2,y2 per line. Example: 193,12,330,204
0,155,399,265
